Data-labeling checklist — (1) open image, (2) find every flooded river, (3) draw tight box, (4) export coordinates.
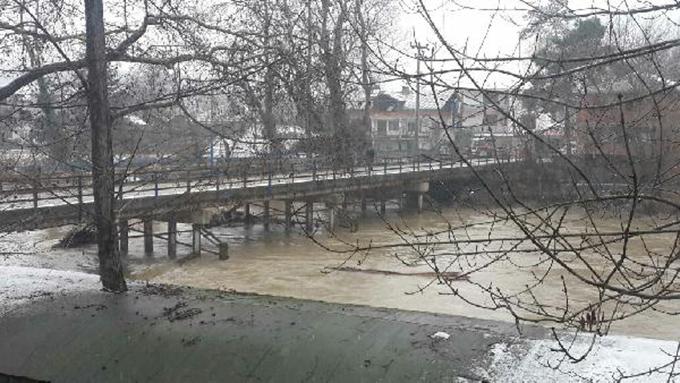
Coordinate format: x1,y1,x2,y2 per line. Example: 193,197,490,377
3,201,679,340
138,202,679,341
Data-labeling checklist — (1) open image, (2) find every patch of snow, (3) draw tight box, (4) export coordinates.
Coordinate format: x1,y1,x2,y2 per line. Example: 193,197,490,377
125,114,147,126
430,331,451,341
482,335,680,382
0,228,100,273
0,266,101,317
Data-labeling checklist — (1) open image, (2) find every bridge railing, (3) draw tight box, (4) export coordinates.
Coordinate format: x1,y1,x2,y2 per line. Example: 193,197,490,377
0,156,517,211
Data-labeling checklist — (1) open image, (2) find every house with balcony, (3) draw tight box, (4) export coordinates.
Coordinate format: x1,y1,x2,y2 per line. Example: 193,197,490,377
356,86,518,159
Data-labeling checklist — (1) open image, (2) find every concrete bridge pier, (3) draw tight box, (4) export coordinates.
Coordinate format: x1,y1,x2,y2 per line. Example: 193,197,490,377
323,194,343,233
404,193,425,214
360,197,367,216
244,204,251,225
180,209,211,257
305,202,314,233
192,224,202,256
406,182,430,214
326,203,337,232
263,201,271,231
379,200,386,215
284,200,292,231
167,215,177,259
118,219,129,257
143,218,154,256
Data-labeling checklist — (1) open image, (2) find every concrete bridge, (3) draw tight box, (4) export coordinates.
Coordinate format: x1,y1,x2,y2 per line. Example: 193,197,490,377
0,157,524,258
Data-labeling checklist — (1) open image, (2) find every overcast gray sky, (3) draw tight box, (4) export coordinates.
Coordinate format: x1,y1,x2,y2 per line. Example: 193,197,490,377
3,1,679,90
392,0,680,90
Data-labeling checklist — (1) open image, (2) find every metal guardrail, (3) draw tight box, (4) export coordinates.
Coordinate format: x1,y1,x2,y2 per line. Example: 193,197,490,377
0,156,517,212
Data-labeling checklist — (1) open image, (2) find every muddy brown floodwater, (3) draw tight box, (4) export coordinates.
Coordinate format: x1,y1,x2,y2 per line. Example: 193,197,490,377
125,202,680,341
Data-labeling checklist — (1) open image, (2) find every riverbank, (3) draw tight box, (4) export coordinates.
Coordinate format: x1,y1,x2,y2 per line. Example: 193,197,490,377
1,266,679,382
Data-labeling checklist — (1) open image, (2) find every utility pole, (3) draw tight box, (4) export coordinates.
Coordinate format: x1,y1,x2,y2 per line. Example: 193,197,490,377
411,41,429,159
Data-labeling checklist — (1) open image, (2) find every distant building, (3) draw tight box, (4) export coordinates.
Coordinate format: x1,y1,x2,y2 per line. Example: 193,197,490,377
353,86,518,159
574,84,680,161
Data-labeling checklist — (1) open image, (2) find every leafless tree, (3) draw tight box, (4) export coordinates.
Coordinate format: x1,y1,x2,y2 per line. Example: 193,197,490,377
0,0,396,291
309,0,680,380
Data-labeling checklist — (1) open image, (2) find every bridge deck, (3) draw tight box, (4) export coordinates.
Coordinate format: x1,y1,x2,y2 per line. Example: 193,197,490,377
0,157,519,231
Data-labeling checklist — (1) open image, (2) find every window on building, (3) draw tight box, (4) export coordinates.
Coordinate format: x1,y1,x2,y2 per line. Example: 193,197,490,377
376,120,387,135
388,120,400,132
407,121,416,133
399,140,408,151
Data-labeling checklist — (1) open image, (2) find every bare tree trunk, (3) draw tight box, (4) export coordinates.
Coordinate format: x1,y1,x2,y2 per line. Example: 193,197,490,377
262,4,277,153
84,0,127,292
19,4,63,164
303,0,314,152
321,0,349,166
356,0,372,154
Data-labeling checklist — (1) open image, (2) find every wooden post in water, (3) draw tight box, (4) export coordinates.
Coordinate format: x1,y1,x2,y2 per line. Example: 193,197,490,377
218,242,229,260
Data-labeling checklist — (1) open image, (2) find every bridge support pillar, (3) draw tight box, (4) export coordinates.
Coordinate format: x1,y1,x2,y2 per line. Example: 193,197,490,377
143,218,154,256
263,201,271,231
406,182,429,214
167,215,177,259
244,203,251,226
284,200,292,231
405,193,425,214
119,219,128,258
192,224,202,256
360,197,367,216
305,202,314,233
326,203,336,232
379,200,386,215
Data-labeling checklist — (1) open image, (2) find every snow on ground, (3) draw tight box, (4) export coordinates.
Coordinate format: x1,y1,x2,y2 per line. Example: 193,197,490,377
0,227,100,274
483,335,680,382
0,266,101,316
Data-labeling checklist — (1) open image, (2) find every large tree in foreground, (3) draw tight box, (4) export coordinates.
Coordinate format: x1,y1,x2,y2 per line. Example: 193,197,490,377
0,0,261,290
84,0,126,291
